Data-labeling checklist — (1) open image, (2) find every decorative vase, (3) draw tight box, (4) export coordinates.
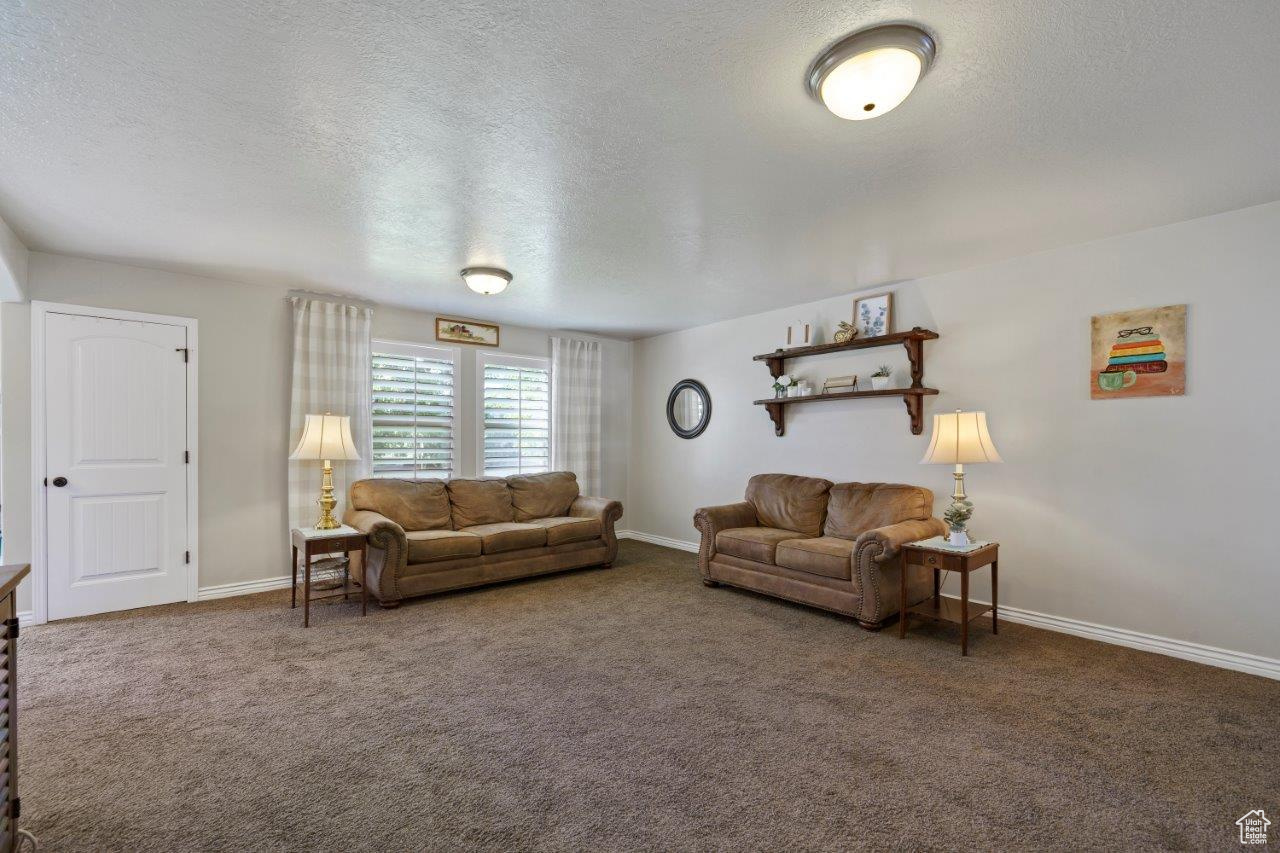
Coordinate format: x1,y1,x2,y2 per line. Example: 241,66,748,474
948,528,970,547
870,375,891,391
774,388,786,399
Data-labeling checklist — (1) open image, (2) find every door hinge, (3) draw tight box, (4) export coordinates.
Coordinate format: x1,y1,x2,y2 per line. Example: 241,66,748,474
176,347,189,362
3,616,17,641
184,551,191,564
184,450,190,464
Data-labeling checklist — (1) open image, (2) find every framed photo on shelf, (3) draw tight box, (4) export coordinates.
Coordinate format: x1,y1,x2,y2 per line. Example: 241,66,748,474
436,317,500,347
853,292,893,338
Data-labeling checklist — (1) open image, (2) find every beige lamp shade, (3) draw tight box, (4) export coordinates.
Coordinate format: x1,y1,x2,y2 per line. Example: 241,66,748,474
289,413,361,462
920,410,1002,465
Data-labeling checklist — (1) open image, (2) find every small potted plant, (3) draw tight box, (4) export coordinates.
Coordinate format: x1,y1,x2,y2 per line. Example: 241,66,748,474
870,365,893,391
772,374,793,399
943,499,974,546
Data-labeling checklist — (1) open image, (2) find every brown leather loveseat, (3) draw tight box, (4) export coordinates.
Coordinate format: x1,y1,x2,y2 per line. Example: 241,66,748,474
344,472,623,607
694,474,945,629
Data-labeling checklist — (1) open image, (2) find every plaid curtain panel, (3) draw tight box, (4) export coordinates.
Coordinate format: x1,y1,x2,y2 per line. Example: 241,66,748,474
288,297,373,529
550,336,602,496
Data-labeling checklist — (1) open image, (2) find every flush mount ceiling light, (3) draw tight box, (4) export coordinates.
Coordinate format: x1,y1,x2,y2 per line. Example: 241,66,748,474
806,24,936,121
460,266,512,295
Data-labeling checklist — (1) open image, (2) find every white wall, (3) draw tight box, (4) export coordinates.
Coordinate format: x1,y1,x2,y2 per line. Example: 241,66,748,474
2,252,630,613
628,200,1280,662
0,213,26,301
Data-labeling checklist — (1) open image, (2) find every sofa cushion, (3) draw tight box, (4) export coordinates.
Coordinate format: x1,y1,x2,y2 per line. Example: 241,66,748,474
447,478,515,528
508,472,580,522
775,537,855,581
405,530,483,563
745,474,833,538
350,479,451,531
531,516,602,546
459,522,547,554
824,483,933,540
715,527,806,564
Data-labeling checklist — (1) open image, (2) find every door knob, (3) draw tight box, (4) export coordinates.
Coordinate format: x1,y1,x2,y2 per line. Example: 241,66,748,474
51,476,68,487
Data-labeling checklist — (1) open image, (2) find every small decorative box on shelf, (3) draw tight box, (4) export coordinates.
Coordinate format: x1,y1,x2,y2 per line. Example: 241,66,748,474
752,327,939,436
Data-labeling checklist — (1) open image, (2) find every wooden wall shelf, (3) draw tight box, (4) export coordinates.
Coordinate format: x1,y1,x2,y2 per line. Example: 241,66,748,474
753,327,939,436
755,388,939,436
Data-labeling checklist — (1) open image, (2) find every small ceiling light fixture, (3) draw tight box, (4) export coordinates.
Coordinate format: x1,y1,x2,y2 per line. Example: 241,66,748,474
460,266,512,295
806,24,936,121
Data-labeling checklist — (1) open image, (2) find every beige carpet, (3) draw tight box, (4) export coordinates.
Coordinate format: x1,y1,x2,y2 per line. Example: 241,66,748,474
17,541,1279,851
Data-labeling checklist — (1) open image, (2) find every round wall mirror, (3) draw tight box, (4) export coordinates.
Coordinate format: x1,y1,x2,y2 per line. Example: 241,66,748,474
666,379,711,439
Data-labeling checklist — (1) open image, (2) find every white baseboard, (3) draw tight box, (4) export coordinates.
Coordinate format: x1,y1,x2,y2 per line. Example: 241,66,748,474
196,541,683,601
617,529,699,553
619,530,1280,681
196,575,292,601
947,596,1280,681
17,611,35,628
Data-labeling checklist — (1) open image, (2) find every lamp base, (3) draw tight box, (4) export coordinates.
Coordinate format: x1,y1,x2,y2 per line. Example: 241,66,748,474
941,464,975,546
314,511,341,530
314,461,341,529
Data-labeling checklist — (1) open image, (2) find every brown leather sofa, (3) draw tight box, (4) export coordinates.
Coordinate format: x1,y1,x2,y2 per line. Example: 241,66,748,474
344,472,623,607
694,474,946,629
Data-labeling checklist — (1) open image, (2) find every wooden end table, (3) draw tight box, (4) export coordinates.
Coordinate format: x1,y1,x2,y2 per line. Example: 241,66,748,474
290,525,368,628
899,537,999,656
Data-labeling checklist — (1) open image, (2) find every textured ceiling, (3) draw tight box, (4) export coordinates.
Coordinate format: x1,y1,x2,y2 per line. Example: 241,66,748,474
2,1,1279,337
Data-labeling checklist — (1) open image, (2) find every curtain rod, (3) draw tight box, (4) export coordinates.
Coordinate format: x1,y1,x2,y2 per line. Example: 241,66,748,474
285,289,376,309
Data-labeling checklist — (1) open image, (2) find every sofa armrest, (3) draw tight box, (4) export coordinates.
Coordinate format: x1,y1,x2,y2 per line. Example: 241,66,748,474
569,495,624,563
852,517,947,626
856,518,945,561
692,501,758,580
343,509,409,603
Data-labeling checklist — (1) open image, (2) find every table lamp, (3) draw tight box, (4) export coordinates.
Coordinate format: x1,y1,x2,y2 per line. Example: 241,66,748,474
290,413,361,529
920,409,1002,546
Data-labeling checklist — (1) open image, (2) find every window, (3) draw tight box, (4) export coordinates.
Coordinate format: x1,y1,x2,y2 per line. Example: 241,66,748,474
370,342,457,479
479,353,551,477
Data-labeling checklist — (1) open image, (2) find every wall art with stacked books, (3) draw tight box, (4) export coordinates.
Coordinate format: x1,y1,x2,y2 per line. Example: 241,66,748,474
1090,304,1186,399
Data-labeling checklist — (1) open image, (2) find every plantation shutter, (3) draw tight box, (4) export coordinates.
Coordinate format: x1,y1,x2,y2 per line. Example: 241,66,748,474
481,355,551,477
370,343,456,479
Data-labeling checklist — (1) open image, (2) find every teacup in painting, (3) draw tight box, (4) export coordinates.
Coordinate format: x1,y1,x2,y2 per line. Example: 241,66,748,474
1090,305,1185,399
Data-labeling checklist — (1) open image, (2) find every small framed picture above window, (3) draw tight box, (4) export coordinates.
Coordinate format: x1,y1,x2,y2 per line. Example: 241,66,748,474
853,292,893,338
436,317,499,347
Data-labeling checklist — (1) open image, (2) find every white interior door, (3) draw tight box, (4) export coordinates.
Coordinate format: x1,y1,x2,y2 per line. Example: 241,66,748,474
44,311,190,620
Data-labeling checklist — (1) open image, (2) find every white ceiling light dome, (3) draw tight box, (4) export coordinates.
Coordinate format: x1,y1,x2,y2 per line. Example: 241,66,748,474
806,24,936,121
460,266,512,295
